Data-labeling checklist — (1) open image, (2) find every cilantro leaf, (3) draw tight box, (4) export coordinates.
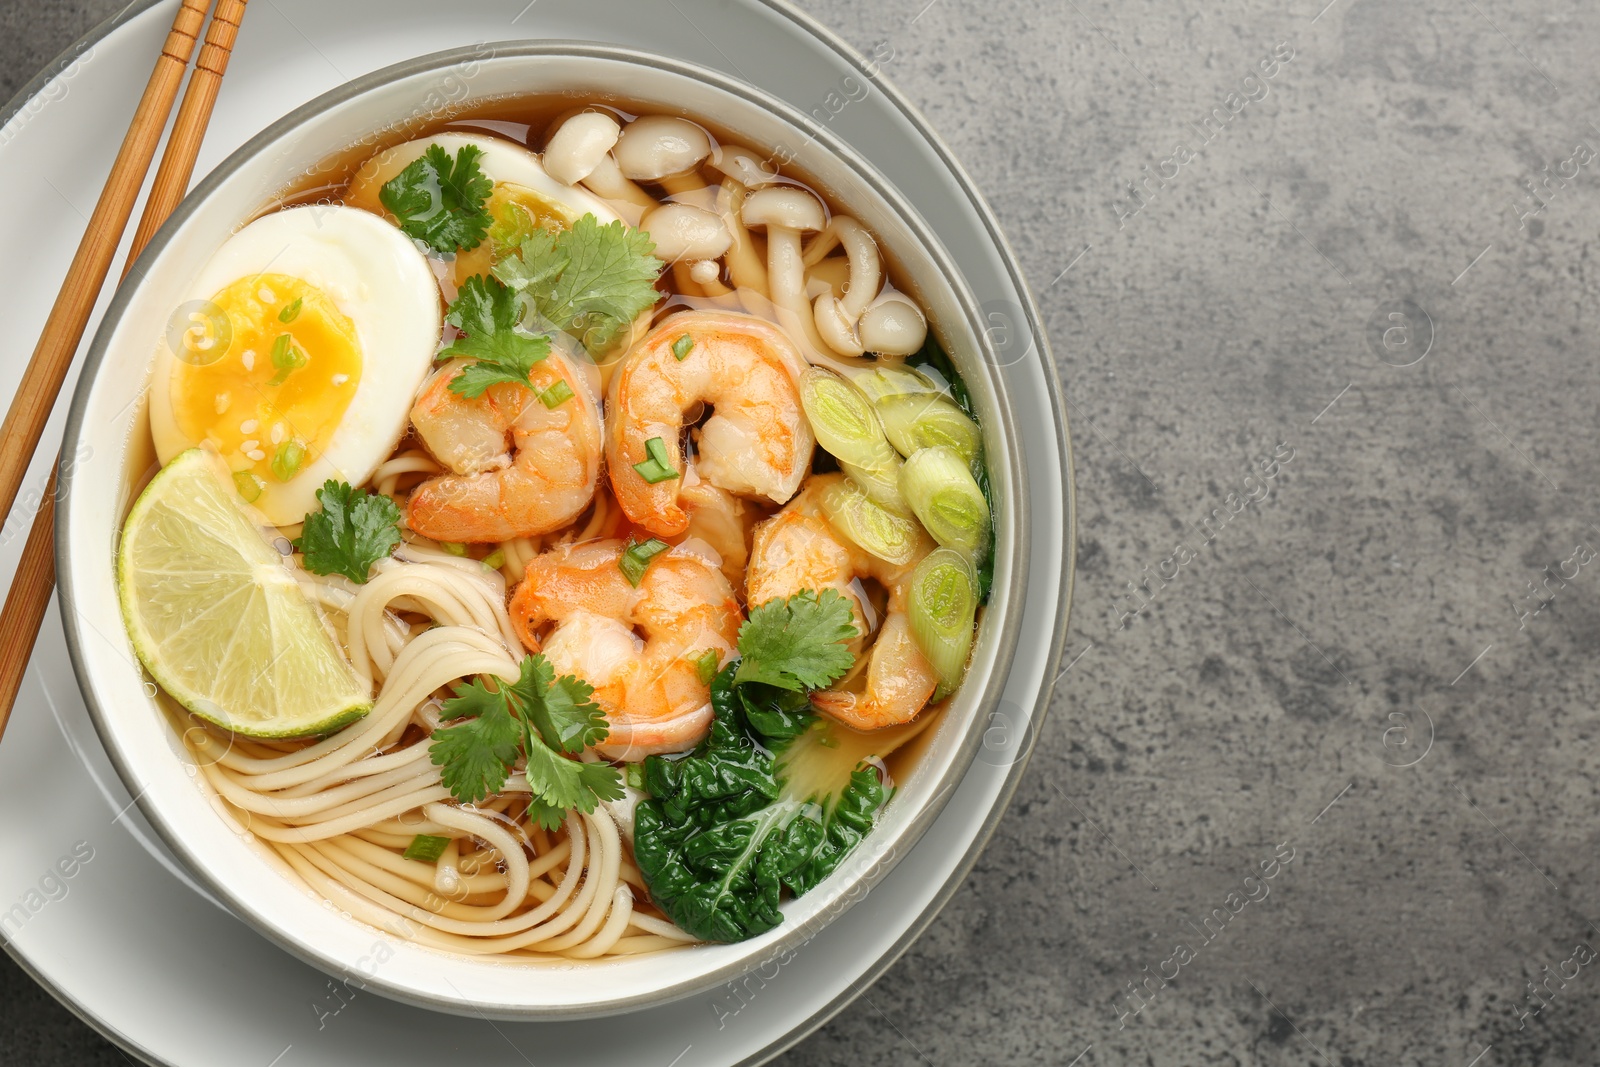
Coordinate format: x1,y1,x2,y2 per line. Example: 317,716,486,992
493,214,664,354
733,589,858,692
429,676,523,804
427,653,624,829
506,655,610,755
440,274,551,398
293,481,402,584
379,143,493,255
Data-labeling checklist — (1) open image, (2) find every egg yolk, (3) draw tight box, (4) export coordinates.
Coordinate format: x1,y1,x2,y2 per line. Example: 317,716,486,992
453,182,573,282
168,273,362,501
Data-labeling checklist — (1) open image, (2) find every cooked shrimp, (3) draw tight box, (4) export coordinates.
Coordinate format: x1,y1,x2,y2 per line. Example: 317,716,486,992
746,473,939,731
508,538,742,758
607,310,813,538
407,348,602,543
678,479,761,595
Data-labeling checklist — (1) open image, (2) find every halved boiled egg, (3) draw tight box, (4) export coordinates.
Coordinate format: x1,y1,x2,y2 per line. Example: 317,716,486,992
148,204,441,525
345,132,620,282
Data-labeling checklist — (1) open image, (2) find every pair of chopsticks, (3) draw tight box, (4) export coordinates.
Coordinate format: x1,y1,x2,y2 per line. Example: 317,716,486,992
0,0,249,745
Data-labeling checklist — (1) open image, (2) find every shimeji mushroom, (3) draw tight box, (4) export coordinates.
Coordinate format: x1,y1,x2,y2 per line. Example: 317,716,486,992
742,186,833,356
857,291,928,357
543,111,621,186
644,202,735,298
808,217,882,357
708,144,778,292
614,116,713,196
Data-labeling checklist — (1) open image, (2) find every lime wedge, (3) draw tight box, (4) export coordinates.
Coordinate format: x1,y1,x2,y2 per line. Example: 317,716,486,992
117,448,369,738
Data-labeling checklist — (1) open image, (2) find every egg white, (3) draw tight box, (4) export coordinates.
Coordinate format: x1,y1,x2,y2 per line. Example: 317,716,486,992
148,204,441,525
347,132,620,227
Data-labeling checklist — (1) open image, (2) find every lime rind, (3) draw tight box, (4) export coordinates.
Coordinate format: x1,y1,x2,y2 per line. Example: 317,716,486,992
117,449,370,739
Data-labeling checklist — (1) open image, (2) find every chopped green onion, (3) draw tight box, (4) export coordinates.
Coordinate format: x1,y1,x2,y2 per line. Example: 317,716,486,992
269,440,305,483
818,475,924,566
538,380,575,408
624,762,647,791
267,333,308,386
693,648,721,685
906,547,978,700
847,363,942,403
402,834,451,863
233,470,263,503
672,334,694,361
839,457,911,515
440,541,468,557
876,393,982,466
899,446,991,559
481,548,506,571
632,436,680,484
800,366,898,471
620,536,670,586
277,297,303,323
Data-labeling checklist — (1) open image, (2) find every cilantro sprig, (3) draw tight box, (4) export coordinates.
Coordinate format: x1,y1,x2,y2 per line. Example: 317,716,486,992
429,653,624,831
733,589,858,691
379,143,494,255
440,274,552,398
293,481,402,584
493,213,665,355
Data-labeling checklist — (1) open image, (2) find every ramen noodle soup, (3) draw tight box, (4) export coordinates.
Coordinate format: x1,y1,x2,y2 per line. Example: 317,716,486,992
115,100,995,960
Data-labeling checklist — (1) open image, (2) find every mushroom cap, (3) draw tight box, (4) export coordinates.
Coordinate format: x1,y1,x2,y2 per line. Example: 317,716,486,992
543,111,621,186
858,293,928,357
709,144,778,188
742,186,827,233
642,203,733,262
613,116,713,182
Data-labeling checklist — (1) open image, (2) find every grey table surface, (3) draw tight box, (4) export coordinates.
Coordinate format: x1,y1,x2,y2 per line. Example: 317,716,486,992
4,0,1599,1064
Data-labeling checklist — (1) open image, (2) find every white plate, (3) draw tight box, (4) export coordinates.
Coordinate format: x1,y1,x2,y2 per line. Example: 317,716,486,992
0,2,1071,1063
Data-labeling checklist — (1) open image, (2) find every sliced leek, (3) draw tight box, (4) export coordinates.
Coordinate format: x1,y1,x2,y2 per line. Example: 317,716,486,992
877,393,982,466
838,457,911,515
907,548,978,698
846,362,942,404
899,446,991,559
800,366,897,471
818,476,924,566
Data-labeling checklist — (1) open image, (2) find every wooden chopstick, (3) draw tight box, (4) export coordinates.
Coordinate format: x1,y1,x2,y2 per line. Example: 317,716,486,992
0,0,249,746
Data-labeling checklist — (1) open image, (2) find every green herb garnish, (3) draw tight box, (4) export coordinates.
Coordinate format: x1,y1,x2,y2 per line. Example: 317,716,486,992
269,440,305,483
233,471,263,503
538,380,574,409
733,588,858,691
632,436,679,485
277,297,303,323
693,648,721,685
440,274,552,398
402,834,451,863
428,654,624,831
619,536,670,587
379,143,494,255
492,213,664,355
672,333,694,361
292,480,402,584
267,333,306,386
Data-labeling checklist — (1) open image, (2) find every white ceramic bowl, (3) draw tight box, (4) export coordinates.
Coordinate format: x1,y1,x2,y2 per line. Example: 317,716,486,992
57,42,1027,1020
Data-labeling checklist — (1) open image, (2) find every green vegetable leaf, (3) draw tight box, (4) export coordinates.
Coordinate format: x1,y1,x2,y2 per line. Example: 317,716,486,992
493,213,664,354
441,274,552,398
429,675,523,804
672,333,694,361
733,589,858,691
427,653,623,831
633,666,891,942
293,481,402,584
379,143,494,255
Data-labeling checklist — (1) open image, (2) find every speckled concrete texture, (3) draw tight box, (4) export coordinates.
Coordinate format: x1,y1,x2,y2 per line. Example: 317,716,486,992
5,1,1600,1065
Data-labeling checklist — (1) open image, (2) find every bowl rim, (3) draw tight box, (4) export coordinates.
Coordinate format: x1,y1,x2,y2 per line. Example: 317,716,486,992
55,39,1033,1020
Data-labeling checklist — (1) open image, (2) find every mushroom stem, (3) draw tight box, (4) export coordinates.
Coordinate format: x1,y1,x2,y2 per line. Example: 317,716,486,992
719,181,768,294
579,155,657,225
